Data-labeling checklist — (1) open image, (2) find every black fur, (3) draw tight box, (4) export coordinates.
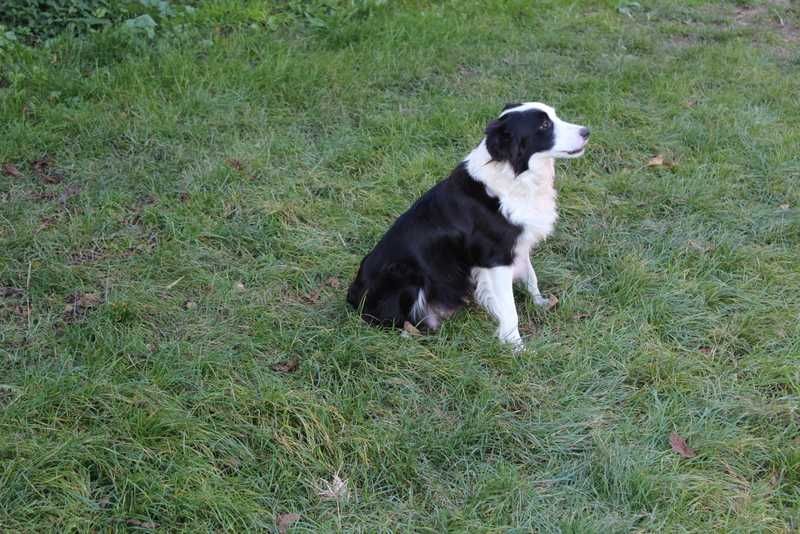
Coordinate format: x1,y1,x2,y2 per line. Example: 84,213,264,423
347,106,557,328
347,163,522,326
486,107,555,175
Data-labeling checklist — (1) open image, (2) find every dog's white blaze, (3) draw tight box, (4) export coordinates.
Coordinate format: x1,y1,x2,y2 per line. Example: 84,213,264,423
499,101,555,118
500,102,586,158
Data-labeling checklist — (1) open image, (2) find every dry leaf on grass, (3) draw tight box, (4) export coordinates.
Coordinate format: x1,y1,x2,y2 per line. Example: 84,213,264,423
270,357,299,373
276,513,301,534
647,155,675,168
31,156,64,184
64,292,102,316
402,321,421,337
779,204,790,210
29,190,57,202
125,518,159,529
225,158,244,171
37,216,58,232
669,432,696,458
2,163,22,178
573,312,591,320
225,158,255,180
303,287,322,303
325,276,342,289
184,300,197,310
317,474,349,501
13,304,30,319
234,281,246,291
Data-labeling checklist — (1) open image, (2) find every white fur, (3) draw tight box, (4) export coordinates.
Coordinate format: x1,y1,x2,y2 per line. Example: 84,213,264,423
500,102,587,158
411,289,456,330
473,265,522,348
466,102,585,346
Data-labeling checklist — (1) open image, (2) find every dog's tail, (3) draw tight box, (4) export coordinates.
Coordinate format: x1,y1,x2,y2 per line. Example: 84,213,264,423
347,263,421,327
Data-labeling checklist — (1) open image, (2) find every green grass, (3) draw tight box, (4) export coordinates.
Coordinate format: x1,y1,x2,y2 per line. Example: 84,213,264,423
1,0,799,531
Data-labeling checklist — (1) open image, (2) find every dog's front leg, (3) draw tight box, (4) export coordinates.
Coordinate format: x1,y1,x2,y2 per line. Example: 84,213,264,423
474,266,522,348
522,255,551,308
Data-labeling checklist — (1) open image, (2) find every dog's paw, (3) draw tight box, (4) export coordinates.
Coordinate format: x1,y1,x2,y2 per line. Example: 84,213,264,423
497,328,523,350
533,294,558,310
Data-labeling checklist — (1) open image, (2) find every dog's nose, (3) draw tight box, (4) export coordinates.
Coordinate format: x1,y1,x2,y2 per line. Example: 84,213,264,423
579,127,590,139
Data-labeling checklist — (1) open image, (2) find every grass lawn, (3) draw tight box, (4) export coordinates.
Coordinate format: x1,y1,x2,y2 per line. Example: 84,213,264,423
1,0,799,531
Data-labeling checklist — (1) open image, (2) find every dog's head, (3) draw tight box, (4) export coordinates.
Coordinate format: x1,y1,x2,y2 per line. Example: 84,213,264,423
484,102,589,175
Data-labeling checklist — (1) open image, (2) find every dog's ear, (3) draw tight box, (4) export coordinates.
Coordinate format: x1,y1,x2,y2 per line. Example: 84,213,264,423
485,118,528,175
485,119,511,162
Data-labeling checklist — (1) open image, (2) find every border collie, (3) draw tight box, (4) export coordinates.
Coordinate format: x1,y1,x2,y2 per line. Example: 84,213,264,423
347,102,589,348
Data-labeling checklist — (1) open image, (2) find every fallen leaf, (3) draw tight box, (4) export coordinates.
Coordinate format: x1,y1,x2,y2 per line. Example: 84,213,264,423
29,190,57,202
234,281,246,291
276,513,301,534
225,158,244,171
42,170,64,184
0,287,24,298
31,156,64,184
2,163,22,178
303,288,321,303
31,156,51,173
13,304,30,319
684,99,697,108
572,312,590,320
699,346,713,354
37,216,58,232
669,432,696,458
647,155,675,168
317,474,349,501
270,357,299,373
402,321,421,337
325,276,341,289
779,204,790,210
65,292,101,307
64,292,102,317
184,301,197,310
125,518,159,529
69,246,106,265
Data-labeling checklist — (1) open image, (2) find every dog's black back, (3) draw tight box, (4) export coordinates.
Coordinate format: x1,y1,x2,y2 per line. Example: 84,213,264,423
347,163,522,326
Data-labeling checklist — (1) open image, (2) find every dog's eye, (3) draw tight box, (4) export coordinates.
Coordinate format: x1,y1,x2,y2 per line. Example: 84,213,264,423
539,120,551,130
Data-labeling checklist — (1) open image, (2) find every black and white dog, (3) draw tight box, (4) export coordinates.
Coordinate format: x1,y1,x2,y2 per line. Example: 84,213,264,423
347,102,589,348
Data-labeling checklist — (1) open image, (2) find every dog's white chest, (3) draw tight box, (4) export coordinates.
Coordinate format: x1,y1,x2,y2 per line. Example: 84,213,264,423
498,160,558,248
